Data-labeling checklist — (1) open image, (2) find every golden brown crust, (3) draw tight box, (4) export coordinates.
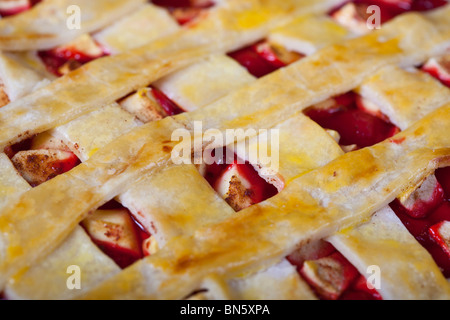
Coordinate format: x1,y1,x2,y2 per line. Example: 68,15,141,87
0,84,9,108
82,105,450,300
0,0,147,51
0,2,449,300
0,0,341,148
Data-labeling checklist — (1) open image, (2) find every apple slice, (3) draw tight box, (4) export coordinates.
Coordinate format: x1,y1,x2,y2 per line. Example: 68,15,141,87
118,88,168,123
422,55,450,87
397,174,445,218
429,221,450,258
82,208,143,268
287,240,336,271
52,34,104,62
300,251,359,300
0,0,31,16
30,131,71,152
39,34,105,76
214,162,254,212
11,149,79,186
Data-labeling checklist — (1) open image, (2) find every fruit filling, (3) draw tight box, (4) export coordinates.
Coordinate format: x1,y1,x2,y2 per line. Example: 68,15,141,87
200,147,278,212
4,132,81,187
38,34,109,77
304,92,400,150
81,200,151,269
118,86,185,123
228,40,304,78
151,0,215,25
421,55,450,88
287,240,382,300
0,0,40,17
390,166,450,278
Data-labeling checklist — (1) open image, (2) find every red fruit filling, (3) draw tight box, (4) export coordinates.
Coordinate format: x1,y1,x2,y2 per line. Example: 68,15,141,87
422,65,450,88
82,200,151,269
287,241,382,300
151,0,215,25
228,40,304,78
0,0,41,17
202,148,278,211
421,56,450,88
4,134,81,187
38,48,107,78
149,86,185,116
304,92,400,149
390,166,450,278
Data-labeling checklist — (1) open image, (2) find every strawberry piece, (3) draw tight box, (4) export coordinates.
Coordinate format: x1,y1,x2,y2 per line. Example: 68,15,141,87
395,174,445,219
429,221,450,258
300,251,359,300
82,208,145,268
11,149,79,187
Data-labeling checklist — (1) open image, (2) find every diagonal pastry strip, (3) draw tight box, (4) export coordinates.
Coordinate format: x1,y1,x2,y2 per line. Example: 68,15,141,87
81,105,450,300
0,0,342,148
0,0,147,51
0,6,450,290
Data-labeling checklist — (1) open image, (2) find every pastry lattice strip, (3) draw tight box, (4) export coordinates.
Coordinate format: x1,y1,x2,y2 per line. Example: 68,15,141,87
2,1,450,300
0,0,344,148
0,10,441,299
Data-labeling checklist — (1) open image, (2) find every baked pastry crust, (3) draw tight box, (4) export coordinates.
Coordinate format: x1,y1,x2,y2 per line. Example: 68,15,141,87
0,0,147,50
0,0,449,300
